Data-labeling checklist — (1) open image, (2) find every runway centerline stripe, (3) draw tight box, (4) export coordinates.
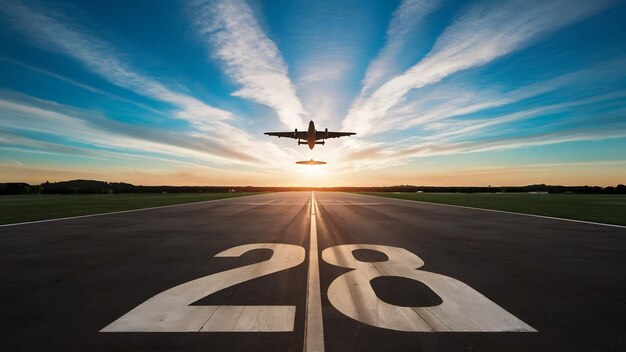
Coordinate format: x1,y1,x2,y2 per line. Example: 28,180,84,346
304,192,324,352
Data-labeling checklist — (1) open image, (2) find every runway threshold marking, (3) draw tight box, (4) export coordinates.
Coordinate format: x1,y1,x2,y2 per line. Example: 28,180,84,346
304,192,325,352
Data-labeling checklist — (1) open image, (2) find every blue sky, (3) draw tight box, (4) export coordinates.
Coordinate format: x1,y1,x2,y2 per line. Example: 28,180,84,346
0,0,625,186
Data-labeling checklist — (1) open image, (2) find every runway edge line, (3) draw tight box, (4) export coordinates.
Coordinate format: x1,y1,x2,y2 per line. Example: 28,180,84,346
354,193,626,229
0,194,264,228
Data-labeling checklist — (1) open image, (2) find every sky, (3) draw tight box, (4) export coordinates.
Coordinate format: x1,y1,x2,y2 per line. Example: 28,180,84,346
0,0,625,187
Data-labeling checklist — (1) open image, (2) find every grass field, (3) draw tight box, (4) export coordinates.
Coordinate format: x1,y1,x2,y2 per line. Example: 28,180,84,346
361,192,626,226
0,193,262,225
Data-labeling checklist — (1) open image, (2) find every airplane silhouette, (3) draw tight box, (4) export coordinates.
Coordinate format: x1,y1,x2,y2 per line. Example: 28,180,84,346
265,120,355,149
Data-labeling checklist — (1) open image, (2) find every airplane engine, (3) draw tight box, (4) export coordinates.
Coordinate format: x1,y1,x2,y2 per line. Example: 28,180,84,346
325,128,328,138
294,128,298,138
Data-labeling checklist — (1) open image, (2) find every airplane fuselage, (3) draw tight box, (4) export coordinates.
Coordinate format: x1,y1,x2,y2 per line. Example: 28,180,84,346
297,120,325,150
307,120,316,149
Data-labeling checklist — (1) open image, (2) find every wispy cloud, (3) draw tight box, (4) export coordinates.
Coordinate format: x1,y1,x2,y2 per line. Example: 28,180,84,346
339,124,626,172
0,55,170,119
0,0,299,168
189,0,307,128
344,0,611,134
265,1,387,126
361,0,439,95
0,0,235,127
332,57,626,172
0,93,264,165
371,60,626,136
419,91,626,142
337,100,626,174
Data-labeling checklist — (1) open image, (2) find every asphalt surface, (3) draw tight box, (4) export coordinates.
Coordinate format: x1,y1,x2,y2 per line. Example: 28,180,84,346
1,192,625,351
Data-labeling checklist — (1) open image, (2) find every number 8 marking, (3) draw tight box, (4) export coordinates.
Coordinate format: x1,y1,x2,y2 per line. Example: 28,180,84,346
322,244,535,332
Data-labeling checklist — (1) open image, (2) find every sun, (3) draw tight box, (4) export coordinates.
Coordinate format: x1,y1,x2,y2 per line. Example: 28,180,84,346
296,165,328,176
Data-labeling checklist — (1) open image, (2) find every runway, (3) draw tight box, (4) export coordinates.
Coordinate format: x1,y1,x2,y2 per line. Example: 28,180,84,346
1,192,625,351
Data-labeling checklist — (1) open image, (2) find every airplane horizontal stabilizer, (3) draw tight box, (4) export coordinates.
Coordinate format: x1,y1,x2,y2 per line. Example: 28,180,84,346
296,159,327,165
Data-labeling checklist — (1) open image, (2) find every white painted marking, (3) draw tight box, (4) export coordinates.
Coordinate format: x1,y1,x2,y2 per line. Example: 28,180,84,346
304,192,325,352
354,193,626,229
0,195,264,228
322,244,536,332
101,243,304,332
97,192,540,339
235,203,309,206
200,306,295,332
320,202,380,206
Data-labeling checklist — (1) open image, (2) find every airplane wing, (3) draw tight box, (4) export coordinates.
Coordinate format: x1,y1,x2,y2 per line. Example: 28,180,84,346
264,131,308,139
315,131,356,140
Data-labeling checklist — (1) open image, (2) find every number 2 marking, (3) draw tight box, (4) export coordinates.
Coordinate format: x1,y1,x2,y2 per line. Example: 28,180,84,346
102,243,534,333
101,243,305,332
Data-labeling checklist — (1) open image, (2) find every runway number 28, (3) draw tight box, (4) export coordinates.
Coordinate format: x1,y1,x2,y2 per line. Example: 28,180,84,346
102,243,534,333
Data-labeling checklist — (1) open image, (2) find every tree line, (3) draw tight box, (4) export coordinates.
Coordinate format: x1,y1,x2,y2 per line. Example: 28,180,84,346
1,179,625,195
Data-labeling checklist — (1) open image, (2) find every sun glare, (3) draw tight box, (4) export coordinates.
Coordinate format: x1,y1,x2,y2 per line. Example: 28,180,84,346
295,165,328,176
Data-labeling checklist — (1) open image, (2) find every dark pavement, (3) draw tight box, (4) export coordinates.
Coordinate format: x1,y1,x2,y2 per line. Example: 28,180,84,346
1,192,625,351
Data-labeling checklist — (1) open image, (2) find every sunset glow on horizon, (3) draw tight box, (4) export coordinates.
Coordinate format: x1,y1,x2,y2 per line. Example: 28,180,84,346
1,0,625,187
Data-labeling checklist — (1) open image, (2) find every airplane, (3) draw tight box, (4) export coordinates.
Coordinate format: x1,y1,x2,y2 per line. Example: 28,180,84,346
296,159,327,165
264,120,356,149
